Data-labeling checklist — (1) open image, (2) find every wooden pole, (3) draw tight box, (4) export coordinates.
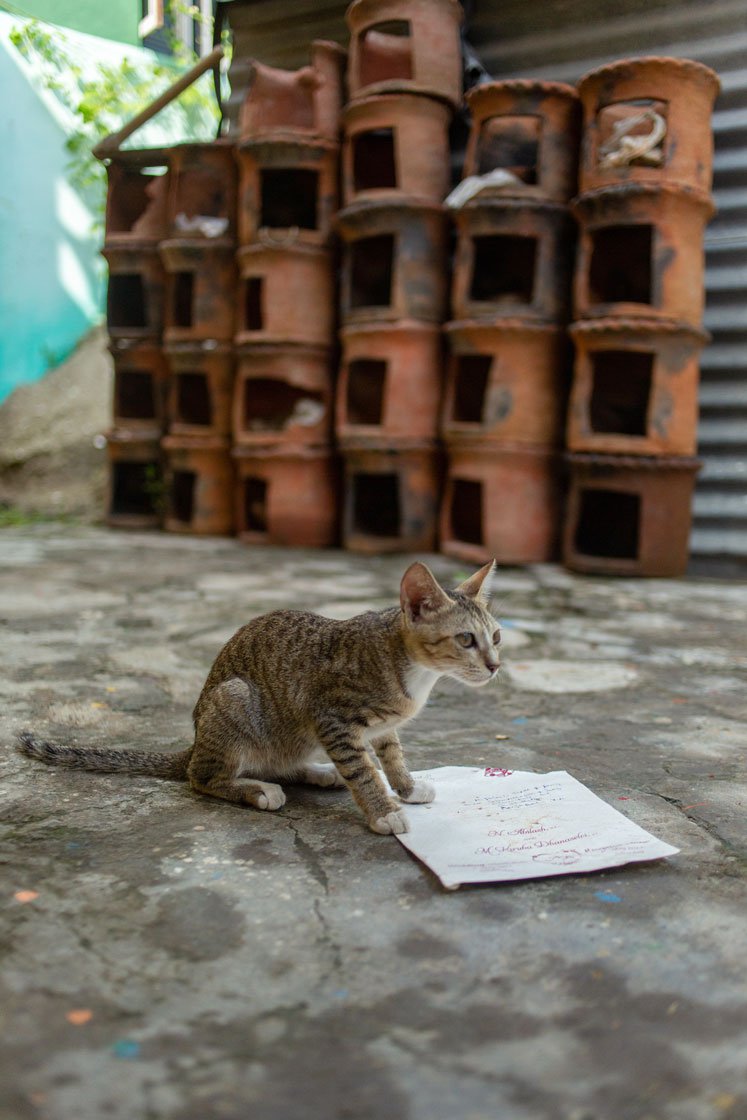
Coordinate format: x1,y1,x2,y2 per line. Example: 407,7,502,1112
92,44,224,160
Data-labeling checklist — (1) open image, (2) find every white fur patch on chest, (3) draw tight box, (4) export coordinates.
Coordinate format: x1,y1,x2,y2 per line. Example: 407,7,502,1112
404,664,440,712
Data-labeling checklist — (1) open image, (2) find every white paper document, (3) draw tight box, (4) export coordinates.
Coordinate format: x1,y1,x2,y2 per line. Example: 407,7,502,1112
395,767,679,890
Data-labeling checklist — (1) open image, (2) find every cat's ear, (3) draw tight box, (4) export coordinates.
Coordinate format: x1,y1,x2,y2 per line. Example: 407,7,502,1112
400,562,451,621
455,560,495,603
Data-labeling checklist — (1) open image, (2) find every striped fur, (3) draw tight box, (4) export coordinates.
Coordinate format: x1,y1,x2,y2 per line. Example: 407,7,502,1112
17,561,500,834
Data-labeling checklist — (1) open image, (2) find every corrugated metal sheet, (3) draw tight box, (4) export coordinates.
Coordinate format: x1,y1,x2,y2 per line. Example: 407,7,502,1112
226,0,747,574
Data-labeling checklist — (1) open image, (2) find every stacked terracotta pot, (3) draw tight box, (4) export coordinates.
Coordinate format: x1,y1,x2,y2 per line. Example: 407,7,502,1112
231,42,346,547
334,0,461,552
104,148,170,529
564,57,720,577
440,80,580,564
158,142,238,535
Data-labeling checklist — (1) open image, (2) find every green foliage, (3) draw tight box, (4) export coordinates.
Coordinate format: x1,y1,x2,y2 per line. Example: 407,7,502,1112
10,3,222,231
0,504,67,528
143,464,167,517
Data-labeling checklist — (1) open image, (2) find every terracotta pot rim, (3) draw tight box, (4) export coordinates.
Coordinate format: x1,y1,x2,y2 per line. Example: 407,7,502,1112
570,317,709,343
102,242,162,259
110,337,163,351
106,429,161,447
108,341,165,356
237,136,340,156
467,79,579,106
170,140,237,155
234,333,331,350
339,437,439,453
336,198,447,225
108,330,162,344
236,242,332,262
340,320,441,339
104,147,171,166
346,0,464,29
343,92,453,123
578,55,721,96
445,319,565,336
347,83,459,109
566,452,702,471
456,196,570,217
447,312,562,328
111,423,162,441
573,182,715,215
235,341,331,357
103,233,163,250
160,237,236,254
312,38,347,57
162,435,230,452
164,341,233,356
232,445,335,461
446,438,562,460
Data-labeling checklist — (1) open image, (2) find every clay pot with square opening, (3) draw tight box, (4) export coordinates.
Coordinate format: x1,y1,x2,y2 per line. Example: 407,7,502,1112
337,199,449,325
342,94,452,205
105,149,170,246
233,446,339,547
165,342,234,439
463,81,580,203
578,57,720,195
235,243,334,346
452,199,575,324
233,40,346,142
161,240,236,343
103,245,165,341
346,0,463,108
563,452,700,577
236,138,339,246
111,342,169,436
340,441,441,553
161,435,234,536
106,431,162,530
567,318,708,457
442,320,571,447
573,183,715,328
167,142,237,241
337,321,443,442
233,343,333,449
440,440,563,565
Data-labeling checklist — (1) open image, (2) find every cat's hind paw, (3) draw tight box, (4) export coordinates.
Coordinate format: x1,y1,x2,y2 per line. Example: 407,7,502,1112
300,762,346,789
370,810,410,835
401,780,436,804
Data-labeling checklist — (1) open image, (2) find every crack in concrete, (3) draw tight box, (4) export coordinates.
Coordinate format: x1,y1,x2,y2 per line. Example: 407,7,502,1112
651,791,746,863
285,817,344,985
286,818,329,895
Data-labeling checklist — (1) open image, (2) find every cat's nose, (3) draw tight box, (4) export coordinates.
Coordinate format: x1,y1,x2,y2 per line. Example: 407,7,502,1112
485,658,500,674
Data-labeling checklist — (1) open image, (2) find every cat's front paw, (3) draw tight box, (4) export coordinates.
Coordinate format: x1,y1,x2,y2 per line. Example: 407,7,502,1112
370,809,410,835
401,780,436,804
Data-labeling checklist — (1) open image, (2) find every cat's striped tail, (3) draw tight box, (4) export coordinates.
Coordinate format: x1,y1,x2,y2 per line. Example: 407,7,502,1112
16,731,191,780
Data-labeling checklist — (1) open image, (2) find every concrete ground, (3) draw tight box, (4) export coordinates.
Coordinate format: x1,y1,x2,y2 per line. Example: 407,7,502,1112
1,525,746,1120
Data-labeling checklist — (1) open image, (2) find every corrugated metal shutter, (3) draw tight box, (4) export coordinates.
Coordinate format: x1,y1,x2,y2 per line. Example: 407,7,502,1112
226,0,747,575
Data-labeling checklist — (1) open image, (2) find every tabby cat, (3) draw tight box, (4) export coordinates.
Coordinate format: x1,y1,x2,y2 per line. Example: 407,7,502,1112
18,560,500,834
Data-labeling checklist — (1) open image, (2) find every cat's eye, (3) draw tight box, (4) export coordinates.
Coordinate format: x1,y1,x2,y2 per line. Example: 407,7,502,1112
492,630,501,646
456,631,476,648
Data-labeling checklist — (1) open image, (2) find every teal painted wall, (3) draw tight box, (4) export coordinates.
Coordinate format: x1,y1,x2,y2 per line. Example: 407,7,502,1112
0,14,103,402
0,14,218,403
10,0,140,45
